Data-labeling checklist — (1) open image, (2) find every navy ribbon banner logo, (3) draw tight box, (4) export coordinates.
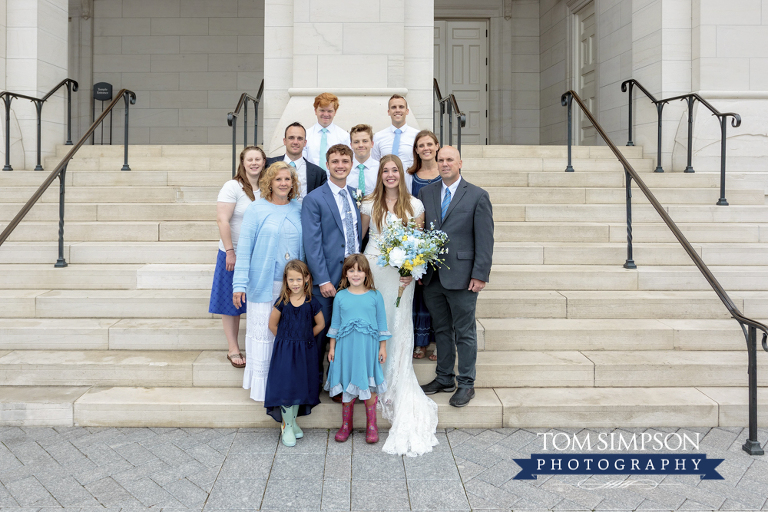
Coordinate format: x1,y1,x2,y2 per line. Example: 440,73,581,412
514,454,724,480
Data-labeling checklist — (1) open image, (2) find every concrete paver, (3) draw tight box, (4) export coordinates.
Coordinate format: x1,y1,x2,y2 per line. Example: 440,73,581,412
0,425,766,511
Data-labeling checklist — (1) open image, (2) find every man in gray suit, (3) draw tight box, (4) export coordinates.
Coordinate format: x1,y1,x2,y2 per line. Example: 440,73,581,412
418,145,494,407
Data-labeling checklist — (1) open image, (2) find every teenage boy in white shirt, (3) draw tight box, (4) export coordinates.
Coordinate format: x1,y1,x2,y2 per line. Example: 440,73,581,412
304,92,351,173
347,124,379,197
372,94,420,170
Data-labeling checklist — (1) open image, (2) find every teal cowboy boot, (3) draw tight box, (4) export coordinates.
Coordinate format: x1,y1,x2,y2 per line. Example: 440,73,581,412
280,406,297,447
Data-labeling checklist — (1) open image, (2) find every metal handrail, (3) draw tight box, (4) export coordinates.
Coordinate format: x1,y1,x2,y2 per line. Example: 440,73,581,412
562,89,768,456
433,79,466,153
227,80,264,177
0,89,137,268
621,79,741,205
1,78,79,172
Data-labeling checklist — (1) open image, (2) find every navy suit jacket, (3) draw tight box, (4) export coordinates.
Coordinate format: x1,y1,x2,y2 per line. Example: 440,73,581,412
266,155,327,195
301,182,363,287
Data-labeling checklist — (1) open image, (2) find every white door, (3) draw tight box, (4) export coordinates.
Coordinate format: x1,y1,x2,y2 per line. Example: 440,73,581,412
574,1,597,144
434,19,488,145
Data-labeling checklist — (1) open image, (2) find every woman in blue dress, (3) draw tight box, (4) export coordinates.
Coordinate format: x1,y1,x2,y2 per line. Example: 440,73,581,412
406,130,442,361
233,162,303,402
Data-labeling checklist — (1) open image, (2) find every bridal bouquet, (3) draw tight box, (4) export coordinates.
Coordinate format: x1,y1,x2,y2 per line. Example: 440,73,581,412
376,219,449,307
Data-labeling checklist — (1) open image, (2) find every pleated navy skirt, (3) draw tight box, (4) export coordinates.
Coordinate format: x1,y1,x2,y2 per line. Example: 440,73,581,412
208,249,247,316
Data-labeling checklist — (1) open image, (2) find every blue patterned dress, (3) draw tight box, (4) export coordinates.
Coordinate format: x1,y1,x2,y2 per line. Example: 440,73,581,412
324,289,391,403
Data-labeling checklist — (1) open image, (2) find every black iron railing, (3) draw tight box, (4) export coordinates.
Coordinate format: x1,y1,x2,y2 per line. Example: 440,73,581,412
227,80,264,178
1,78,79,172
621,79,741,205
0,90,136,267
562,89,768,456
433,79,466,153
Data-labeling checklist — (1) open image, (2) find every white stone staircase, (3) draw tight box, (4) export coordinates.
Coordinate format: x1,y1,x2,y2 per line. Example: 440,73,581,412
0,143,767,429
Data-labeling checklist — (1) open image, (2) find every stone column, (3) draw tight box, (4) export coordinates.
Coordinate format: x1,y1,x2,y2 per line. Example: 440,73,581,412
263,0,433,154
5,0,69,169
686,0,768,173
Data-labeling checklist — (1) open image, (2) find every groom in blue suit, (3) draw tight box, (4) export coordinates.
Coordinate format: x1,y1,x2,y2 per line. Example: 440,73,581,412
301,144,362,382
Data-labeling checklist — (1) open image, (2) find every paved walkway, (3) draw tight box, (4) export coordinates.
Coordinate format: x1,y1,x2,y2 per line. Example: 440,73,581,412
0,425,767,511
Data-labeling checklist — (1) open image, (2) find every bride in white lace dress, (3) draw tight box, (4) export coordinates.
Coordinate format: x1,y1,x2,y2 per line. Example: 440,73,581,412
360,154,439,457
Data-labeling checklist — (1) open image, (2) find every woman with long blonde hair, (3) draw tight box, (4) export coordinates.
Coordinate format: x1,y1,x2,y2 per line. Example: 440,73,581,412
359,154,439,457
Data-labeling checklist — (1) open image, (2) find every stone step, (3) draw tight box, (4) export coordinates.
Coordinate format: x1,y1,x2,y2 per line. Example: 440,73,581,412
55,144,234,158
0,289,214,319
44,156,231,172
0,264,142,289
0,241,217,264
476,290,767,319
524,204,768,223
495,387,722,427
0,350,594,389
0,203,217,221
0,186,181,203
7,240,765,267
585,350,768,387
486,187,764,205
125,263,768,292
0,350,200,387
0,316,746,353
71,387,501,429
7,384,768,428
479,318,746,351
0,221,224,242
462,157,654,173
2,349,764,389
3,288,763,321
0,318,245,351
495,221,768,243
460,144,646,160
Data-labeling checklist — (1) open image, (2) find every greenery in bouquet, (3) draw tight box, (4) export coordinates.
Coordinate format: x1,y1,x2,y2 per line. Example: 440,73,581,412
375,219,449,306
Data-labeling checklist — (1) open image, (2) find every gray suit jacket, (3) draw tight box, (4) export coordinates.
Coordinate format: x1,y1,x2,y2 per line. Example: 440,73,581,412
418,177,494,290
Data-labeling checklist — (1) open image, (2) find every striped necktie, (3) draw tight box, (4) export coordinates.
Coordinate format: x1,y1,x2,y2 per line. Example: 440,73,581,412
441,188,451,220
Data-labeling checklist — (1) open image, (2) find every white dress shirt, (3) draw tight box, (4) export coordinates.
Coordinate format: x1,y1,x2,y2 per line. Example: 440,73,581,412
441,176,462,206
303,122,351,168
283,155,308,201
348,156,379,196
372,124,420,170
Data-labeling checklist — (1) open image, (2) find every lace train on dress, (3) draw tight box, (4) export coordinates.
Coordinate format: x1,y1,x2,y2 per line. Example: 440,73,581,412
362,198,439,457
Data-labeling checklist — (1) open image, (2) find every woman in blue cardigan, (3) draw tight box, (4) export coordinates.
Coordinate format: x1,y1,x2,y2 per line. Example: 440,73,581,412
233,161,303,402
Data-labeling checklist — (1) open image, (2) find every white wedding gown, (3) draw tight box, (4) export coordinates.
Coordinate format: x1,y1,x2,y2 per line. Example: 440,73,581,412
361,197,439,457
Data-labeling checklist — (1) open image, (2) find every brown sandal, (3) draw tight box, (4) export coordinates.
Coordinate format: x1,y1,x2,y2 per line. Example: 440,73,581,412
227,352,246,368
413,347,426,359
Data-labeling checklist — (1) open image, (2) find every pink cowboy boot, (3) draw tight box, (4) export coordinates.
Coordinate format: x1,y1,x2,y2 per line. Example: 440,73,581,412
365,396,379,444
334,398,355,442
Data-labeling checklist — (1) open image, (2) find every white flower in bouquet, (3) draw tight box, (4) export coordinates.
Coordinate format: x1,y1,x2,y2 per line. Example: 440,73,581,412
389,247,406,267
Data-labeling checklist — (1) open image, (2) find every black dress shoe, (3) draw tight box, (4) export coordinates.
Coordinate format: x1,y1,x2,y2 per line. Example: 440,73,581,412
449,387,475,407
420,379,456,395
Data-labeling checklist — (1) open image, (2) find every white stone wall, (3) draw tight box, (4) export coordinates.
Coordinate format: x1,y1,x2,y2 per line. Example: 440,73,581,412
596,0,632,145
90,0,265,145
263,0,433,154
539,0,567,145
683,0,768,173
5,0,69,168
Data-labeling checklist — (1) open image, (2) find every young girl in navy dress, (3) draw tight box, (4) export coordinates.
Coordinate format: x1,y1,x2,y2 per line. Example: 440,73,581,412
266,260,325,447
325,254,390,444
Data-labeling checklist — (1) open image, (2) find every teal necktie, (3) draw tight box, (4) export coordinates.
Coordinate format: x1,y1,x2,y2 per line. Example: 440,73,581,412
441,188,451,220
319,128,329,171
357,164,366,195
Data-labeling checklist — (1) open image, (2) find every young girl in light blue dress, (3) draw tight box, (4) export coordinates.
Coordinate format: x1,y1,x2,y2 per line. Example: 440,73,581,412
325,254,390,444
